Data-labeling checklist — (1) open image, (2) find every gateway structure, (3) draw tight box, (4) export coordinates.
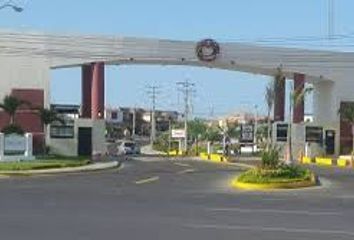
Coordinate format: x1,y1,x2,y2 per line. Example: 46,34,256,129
0,30,352,156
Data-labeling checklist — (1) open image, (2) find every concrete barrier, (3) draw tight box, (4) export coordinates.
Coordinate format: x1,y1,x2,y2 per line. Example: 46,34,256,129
337,158,349,167
200,152,227,163
300,155,354,169
302,156,312,164
315,157,333,166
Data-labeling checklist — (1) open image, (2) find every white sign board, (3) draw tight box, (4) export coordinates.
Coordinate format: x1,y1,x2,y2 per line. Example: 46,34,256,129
4,134,26,154
172,129,186,139
240,124,254,143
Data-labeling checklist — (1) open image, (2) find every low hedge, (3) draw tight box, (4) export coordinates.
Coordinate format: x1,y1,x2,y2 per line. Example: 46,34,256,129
0,159,90,171
1,124,24,135
237,165,313,184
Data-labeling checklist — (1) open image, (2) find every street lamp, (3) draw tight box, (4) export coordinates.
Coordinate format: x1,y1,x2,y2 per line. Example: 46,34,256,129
0,3,23,12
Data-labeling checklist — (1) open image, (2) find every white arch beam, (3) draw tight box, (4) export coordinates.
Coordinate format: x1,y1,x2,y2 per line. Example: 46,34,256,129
0,30,353,82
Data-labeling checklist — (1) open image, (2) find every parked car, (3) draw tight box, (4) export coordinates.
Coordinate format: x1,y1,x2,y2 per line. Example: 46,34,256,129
117,141,140,155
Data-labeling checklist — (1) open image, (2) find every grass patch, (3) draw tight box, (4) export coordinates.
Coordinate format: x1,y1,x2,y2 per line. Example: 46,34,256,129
237,165,313,184
0,156,90,171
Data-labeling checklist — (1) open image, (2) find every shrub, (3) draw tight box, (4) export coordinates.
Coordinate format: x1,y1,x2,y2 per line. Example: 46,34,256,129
152,132,170,152
237,165,312,184
1,124,24,135
261,147,280,169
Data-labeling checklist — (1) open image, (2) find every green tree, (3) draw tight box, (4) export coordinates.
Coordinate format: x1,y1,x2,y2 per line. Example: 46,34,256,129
188,119,207,140
265,78,276,149
226,122,240,139
0,95,28,125
287,82,313,164
35,108,65,154
205,126,221,142
338,103,354,158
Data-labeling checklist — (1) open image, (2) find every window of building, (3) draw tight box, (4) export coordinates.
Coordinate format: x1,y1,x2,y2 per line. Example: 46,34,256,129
50,125,74,139
111,111,118,120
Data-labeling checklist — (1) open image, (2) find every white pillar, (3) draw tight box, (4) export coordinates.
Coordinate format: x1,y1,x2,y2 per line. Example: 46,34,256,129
24,133,33,158
0,133,4,161
207,141,212,155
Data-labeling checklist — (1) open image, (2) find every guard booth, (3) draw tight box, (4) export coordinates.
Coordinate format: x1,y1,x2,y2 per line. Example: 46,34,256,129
273,122,336,160
325,130,336,155
304,126,324,158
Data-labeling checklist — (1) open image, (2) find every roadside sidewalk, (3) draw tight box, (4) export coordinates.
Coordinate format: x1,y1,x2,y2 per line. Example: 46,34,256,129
0,161,120,176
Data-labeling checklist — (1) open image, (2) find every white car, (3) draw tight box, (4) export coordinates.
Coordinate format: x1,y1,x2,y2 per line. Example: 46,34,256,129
117,141,140,155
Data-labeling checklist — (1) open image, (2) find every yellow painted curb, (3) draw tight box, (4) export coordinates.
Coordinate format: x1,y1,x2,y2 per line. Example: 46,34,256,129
210,154,221,162
302,156,312,164
168,150,185,156
315,157,333,166
200,152,209,160
231,175,317,190
168,150,177,156
199,152,228,163
300,156,354,169
337,159,349,168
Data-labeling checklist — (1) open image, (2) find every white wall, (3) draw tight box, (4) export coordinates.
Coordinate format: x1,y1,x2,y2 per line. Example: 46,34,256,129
310,70,354,156
92,120,106,155
0,56,50,106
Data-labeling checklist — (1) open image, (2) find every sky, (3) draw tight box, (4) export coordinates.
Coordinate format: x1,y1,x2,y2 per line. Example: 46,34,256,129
1,0,354,118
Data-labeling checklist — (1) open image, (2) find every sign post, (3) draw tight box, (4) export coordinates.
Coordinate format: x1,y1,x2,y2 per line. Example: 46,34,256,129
4,134,26,155
172,129,186,154
171,129,186,139
240,124,254,143
0,133,34,161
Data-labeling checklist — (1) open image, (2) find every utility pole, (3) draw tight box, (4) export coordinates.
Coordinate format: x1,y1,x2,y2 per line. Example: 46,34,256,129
328,0,335,39
168,117,172,155
177,79,195,154
147,85,160,145
132,107,136,138
254,104,258,153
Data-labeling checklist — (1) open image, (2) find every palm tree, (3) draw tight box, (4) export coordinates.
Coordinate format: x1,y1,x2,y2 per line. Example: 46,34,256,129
265,80,275,150
287,83,313,164
0,95,28,125
338,103,354,160
35,108,65,154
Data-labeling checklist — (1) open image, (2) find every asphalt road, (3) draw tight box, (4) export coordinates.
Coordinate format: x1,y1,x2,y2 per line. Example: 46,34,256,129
0,158,354,240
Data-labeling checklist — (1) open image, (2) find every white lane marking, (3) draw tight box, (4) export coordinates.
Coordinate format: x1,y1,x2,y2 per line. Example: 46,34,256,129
174,162,191,167
177,169,196,174
185,224,354,237
135,176,160,185
207,208,342,216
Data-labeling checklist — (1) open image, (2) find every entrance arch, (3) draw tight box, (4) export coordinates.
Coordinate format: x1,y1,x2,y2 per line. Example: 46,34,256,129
1,30,354,155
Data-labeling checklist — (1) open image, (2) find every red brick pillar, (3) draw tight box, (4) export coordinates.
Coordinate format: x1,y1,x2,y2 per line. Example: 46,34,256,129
91,62,105,119
274,75,286,122
81,64,93,118
293,73,305,124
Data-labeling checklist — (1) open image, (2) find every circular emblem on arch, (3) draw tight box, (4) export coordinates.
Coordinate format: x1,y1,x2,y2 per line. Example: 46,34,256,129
196,39,220,62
